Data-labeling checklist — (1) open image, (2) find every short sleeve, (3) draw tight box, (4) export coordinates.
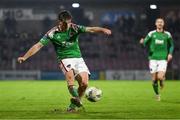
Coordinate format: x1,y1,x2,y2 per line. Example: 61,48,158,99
77,25,86,33
39,35,50,46
39,27,56,46
167,32,172,38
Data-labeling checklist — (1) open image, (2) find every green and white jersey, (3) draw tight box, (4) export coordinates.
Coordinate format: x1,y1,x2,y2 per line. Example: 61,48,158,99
39,24,86,61
143,30,174,60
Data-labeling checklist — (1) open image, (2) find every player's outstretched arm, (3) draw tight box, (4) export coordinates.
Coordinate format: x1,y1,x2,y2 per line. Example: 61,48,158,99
17,42,44,63
85,27,111,35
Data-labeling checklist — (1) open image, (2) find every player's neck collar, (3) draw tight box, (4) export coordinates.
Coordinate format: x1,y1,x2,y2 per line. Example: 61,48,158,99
156,29,164,33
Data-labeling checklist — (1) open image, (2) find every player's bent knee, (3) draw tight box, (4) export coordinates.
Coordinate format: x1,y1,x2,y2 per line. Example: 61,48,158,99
81,81,88,87
157,74,164,81
79,80,88,89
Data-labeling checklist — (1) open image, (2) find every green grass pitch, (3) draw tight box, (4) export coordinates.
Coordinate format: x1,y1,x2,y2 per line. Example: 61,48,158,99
0,80,180,119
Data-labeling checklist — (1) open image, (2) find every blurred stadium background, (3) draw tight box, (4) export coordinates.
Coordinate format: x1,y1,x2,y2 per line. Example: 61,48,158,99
0,0,180,80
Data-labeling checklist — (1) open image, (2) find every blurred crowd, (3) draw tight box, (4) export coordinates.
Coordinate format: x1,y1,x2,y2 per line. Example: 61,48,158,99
0,10,180,71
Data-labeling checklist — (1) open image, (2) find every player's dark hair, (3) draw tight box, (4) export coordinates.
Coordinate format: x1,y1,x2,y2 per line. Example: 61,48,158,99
58,10,72,22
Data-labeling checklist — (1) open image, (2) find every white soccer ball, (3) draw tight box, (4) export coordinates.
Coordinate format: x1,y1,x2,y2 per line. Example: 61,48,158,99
85,87,102,102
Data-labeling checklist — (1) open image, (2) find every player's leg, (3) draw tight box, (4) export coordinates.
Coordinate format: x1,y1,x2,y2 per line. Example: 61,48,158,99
152,73,161,101
69,72,89,109
157,71,166,90
59,60,79,111
151,73,159,96
75,72,89,99
65,70,79,98
60,60,79,98
71,58,90,107
64,70,80,111
149,60,160,101
157,60,167,90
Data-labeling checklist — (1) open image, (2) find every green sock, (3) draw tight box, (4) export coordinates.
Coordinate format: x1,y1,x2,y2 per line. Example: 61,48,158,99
68,103,76,109
68,85,79,97
152,81,159,95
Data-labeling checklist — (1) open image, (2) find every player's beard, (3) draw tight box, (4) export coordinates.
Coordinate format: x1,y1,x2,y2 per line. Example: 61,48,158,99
63,22,68,29
58,21,68,31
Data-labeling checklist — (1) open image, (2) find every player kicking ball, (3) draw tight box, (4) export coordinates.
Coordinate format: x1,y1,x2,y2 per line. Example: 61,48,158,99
17,10,111,112
140,18,174,101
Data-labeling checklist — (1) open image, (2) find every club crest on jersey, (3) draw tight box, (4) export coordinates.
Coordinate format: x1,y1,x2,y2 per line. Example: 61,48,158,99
66,64,71,68
155,39,164,45
70,31,76,37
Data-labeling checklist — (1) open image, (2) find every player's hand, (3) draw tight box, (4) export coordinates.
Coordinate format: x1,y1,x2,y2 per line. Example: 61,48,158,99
17,57,26,63
139,38,144,44
167,54,173,62
103,28,111,35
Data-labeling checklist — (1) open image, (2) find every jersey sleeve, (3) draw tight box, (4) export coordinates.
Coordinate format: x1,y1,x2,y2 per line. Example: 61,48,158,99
77,25,86,33
167,33,174,54
39,35,50,46
143,33,151,46
39,27,56,46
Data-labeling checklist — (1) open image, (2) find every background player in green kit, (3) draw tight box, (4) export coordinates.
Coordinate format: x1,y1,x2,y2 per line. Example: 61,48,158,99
140,18,174,101
17,10,111,111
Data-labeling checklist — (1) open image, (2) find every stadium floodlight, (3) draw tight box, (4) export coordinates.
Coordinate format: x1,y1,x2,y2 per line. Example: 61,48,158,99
72,3,80,8
150,4,157,9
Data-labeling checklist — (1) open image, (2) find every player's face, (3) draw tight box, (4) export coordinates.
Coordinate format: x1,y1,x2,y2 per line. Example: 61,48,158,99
155,19,164,29
58,19,72,31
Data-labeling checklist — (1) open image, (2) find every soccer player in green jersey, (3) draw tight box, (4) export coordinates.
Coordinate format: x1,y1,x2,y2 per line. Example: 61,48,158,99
140,18,174,101
18,10,111,111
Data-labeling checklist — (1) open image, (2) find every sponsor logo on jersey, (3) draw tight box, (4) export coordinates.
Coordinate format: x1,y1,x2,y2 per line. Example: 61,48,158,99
61,41,74,47
155,39,164,45
57,36,61,39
